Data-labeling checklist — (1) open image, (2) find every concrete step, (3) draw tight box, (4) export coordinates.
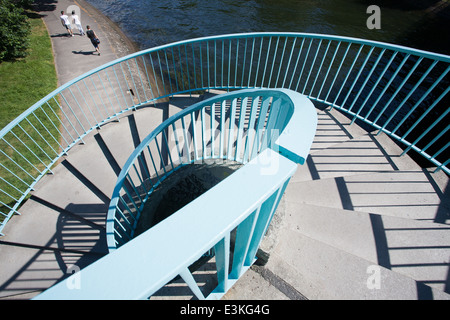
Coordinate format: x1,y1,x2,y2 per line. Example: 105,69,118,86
97,113,143,170
309,108,371,154
31,159,110,226
285,168,449,223
282,202,450,293
0,241,103,299
264,227,450,300
0,195,106,253
291,132,421,183
63,132,119,200
0,194,106,299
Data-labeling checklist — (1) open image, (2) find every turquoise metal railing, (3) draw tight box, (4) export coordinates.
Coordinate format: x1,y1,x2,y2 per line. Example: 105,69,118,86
105,88,315,250
35,88,317,299
1,32,449,236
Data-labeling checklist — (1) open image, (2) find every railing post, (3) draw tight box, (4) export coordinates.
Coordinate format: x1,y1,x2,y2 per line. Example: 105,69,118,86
230,209,259,279
180,267,205,300
214,234,230,293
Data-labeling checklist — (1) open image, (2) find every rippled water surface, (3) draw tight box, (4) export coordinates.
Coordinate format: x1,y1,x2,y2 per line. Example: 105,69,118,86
85,0,449,54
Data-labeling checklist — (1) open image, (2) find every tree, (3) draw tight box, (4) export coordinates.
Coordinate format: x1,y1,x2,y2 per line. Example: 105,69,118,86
0,0,32,62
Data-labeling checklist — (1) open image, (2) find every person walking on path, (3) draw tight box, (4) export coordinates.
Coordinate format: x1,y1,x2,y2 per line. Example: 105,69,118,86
86,25,101,55
71,10,85,36
60,11,74,37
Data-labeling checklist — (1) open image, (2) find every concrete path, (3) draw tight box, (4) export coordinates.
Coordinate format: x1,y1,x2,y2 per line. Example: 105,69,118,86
0,0,449,300
37,0,138,86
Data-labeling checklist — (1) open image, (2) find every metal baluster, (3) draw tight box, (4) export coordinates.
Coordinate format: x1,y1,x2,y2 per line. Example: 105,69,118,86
230,208,259,279
164,49,174,95
191,111,199,161
281,37,297,89
219,100,226,159
295,37,314,92
302,38,323,94
288,37,305,90
242,95,260,163
254,37,264,87
31,110,64,155
126,59,142,106
245,181,289,266
201,106,207,159
134,57,148,102
96,72,119,118
331,44,364,109
227,98,237,160
141,55,156,101
0,148,36,181
181,116,191,163
388,64,449,136
148,53,161,98
310,39,331,97
267,36,280,87
235,97,249,161
262,36,273,87
214,234,230,293
370,53,412,125
323,41,351,103
179,267,205,300
340,46,375,110
234,39,239,88
275,36,288,88
147,144,161,182
241,38,248,87
353,50,398,123
347,48,388,122
211,102,215,158
156,51,167,96
401,89,450,155
109,65,130,111
247,37,256,88
250,96,271,160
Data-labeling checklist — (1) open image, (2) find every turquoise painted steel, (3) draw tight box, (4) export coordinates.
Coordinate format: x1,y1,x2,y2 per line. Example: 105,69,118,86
35,148,298,300
34,88,316,299
1,32,449,239
105,88,316,251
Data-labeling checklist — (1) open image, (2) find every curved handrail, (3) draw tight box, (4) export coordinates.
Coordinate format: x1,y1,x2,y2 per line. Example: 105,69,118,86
35,147,300,300
106,88,316,250
35,88,316,300
1,32,449,235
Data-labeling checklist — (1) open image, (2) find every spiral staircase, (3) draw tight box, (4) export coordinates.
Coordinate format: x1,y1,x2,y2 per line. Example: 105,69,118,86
0,29,449,299
0,88,448,299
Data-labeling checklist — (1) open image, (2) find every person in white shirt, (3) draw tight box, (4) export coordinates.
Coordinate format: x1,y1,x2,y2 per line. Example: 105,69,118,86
60,11,73,37
71,10,85,36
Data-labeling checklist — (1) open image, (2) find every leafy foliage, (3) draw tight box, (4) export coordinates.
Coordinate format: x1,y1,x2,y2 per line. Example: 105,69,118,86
0,0,32,61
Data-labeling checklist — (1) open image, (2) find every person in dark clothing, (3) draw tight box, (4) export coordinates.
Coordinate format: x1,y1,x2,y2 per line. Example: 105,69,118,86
86,25,101,55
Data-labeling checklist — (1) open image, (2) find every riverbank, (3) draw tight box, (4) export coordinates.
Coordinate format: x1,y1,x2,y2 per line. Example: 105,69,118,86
74,0,140,58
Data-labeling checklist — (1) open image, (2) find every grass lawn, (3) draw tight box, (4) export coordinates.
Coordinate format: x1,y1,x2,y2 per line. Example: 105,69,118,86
0,14,57,130
0,12,58,225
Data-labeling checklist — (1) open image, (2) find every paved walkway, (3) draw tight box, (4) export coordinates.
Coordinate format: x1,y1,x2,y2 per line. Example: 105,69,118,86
37,0,138,86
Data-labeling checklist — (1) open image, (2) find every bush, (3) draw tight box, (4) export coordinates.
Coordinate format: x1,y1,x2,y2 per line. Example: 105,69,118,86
0,0,32,61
